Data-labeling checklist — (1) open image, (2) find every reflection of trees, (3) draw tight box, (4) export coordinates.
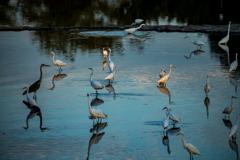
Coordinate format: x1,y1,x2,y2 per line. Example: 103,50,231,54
1,0,240,27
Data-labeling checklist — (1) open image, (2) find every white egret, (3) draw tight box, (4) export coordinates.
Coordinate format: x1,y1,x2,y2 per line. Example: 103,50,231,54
204,75,210,97
124,24,146,34
47,52,67,72
131,19,144,25
87,94,107,123
184,36,204,50
88,68,104,94
219,21,231,45
157,65,176,85
162,113,170,134
229,53,238,73
229,113,240,139
162,106,180,125
176,132,201,159
223,96,237,118
105,68,115,83
22,64,50,100
22,87,38,107
159,69,166,78
107,48,115,72
102,48,108,58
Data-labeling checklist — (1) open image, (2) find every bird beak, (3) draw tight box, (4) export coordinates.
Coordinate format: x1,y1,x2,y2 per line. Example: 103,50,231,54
44,65,51,67
176,132,183,136
22,87,27,89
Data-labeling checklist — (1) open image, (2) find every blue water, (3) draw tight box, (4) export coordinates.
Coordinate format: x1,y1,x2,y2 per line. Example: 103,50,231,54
0,30,240,159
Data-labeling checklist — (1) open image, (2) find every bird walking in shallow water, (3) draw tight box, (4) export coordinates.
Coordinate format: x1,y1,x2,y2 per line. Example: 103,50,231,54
162,106,180,125
107,48,115,72
204,75,210,97
88,68,104,94
176,132,201,160
22,64,50,101
184,36,204,50
223,96,237,118
124,24,146,34
157,65,176,86
48,52,67,72
219,21,231,45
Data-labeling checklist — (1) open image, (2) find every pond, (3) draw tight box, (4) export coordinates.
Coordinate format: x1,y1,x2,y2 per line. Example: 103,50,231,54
0,29,240,159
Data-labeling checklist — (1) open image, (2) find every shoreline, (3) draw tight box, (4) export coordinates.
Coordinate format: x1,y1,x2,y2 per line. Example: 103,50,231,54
1,24,240,33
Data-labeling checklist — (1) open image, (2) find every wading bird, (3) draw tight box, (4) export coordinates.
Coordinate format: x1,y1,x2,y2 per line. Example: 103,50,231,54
162,106,180,125
159,69,166,78
105,69,115,83
22,87,38,107
107,48,115,72
162,113,170,135
124,24,146,34
157,65,176,85
22,64,50,100
219,21,231,45
229,113,240,140
229,53,238,73
88,68,104,94
47,52,67,72
87,94,107,124
102,48,108,58
184,36,204,50
176,132,201,160
223,96,237,118
204,75,210,97
131,19,144,25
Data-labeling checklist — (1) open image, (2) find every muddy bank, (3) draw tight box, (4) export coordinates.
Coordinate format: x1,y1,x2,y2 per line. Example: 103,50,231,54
1,24,240,34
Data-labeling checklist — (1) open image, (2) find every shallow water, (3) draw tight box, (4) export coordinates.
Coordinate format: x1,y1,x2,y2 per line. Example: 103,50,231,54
0,30,240,160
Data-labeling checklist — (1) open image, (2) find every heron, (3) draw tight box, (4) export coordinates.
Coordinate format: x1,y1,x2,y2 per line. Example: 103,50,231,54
229,113,240,140
204,75,210,97
102,48,108,58
22,87,38,107
159,69,166,78
47,52,67,72
229,53,238,73
162,106,180,125
87,94,107,124
219,21,231,45
124,24,146,34
223,96,237,118
157,65,176,85
184,36,204,50
176,132,201,160
105,68,115,83
131,19,144,25
107,48,115,72
22,64,50,100
162,113,170,135
88,68,104,94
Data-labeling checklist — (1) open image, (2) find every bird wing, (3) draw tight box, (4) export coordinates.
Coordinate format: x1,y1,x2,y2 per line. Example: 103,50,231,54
91,80,104,89
108,61,115,72
95,109,107,119
162,118,169,128
222,106,231,114
170,113,180,122
55,60,67,66
229,124,238,137
229,61,237,71
105,72,115,80
28,97,38,107
157,74,169,83
219,36,229,44
185,143,201,155
194,40,204,45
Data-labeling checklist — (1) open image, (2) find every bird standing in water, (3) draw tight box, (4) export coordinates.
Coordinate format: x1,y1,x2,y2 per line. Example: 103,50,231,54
88,68,104,94
219,21,231,45
184,36,204,50
223,96,237,118
204,75,210,97
124,24,146,34
229,113,240,140
229,53,238,73
107,48,115,72
157,65,176,85
48,52,67,72
159,69,166,78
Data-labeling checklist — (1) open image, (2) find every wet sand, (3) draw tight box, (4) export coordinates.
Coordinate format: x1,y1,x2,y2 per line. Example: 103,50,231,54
1,24,240,33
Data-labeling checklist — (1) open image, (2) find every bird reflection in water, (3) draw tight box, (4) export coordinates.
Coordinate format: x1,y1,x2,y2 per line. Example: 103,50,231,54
229,113,240,141
48,73,67,90
204,96,210,119
168,126,181,136
22,100,48,131
184,50,205,59
222,118,233,129
218,44,230,65
105,83,116,99
90,94,104,107
162,130,171,154
102,60,108,70
124,33,148,42
229,139,239,160
229,75,238,92
22,64,50,101
157,85,174,105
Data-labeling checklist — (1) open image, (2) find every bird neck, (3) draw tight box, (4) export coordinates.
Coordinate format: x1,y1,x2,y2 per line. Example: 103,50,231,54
39,65,43,83
206,76,209,85
188,37,194,44
26,87,29,99
51,53,56,64
136,24,143,30
90,70,93,81
108,50,111,61
88,96,92,112
168,66,172,77
227,22,231,36
182,135,187,147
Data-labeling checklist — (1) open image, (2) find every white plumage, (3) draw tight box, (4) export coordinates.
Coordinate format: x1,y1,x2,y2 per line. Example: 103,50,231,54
229,53,238,72
222,96,237,117
229,113,240,138
124,24,146,34
48,52,67,71
107,48,115,72
22,86,38,107
219,21,231,45
162,106,180,124
88,68,104,94
131,19,144,25
157,65,176,85
184,36,204,49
